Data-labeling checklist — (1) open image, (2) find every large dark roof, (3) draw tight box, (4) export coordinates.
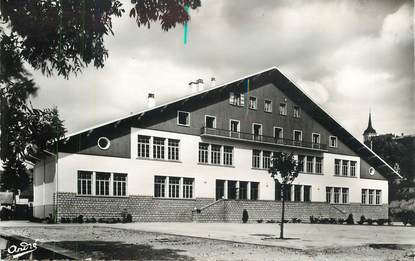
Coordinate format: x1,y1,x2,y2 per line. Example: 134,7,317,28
64,67,401,180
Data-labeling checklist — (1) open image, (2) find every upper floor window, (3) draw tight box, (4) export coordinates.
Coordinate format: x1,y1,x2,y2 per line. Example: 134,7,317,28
168,139,180,161
279,103,287,115
137,135,150,158
274,127,283,140
229,119,240,138
306,156,314,173
264,100,272,113
211,144,221,165
329,136,338,148
262,151,271,169
293,106,300,118
177,111,190,126
153,137,165,160
205,115,216,129
223,146,234,166
350,161,356,176
293,130,302,142
252,150,261,168
312,133,320,144
342,160,349,176
315,157,323,174
334,159,341,176
252,123,262,141
199,143,234,167
248,96,257,110
229,92,244,106
198,143,209,164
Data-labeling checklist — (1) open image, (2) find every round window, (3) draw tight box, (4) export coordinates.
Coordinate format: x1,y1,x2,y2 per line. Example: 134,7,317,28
97,137,111,150
368,167,375,176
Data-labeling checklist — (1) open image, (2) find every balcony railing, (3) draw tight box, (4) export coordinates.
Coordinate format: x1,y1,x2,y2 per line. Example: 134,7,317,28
201,127,327,151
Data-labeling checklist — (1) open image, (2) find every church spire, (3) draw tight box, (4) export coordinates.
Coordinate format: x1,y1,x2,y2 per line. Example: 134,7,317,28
363,110,377,147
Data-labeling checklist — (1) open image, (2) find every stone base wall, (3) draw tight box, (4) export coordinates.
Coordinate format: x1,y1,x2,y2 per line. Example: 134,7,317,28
56,192,213,222
194,200,388,223
56,193,388,223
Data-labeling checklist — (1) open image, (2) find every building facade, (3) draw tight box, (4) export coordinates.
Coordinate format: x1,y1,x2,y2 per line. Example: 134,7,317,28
33,68,400,222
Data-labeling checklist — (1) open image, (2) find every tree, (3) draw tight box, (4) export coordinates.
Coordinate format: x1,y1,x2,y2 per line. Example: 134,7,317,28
268,152,302,239
0,0,200,192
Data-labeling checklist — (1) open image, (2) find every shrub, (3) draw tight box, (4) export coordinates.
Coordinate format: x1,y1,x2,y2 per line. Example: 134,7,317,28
399,210,415,226
337,218,345,224
257,219,264,223
91,217,97,223
367,219,373,225
291,218,302,223
98,218,105,223
376,219,386,226
242,209,249,223
309,216,318,224
357,215,366,225
266,220,276,223
346,214,354,225
77,215,84,223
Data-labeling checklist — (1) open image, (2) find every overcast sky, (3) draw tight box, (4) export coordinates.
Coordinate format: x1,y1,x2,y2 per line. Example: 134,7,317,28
30,0,414,141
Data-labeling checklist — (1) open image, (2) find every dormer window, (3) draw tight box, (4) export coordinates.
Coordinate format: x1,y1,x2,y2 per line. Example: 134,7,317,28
177,111,190,126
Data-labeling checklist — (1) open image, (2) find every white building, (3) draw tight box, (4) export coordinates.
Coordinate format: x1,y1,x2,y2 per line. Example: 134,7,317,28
33,67,401,222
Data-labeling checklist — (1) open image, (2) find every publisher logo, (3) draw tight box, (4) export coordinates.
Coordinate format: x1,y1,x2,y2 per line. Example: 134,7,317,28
6,240,38,259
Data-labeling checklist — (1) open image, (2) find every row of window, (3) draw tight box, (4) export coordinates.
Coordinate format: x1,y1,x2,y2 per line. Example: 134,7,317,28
138,135,180,161
198,143,234,166
229,92,301,118
215,180,259,200
361,189,382,205
334,159,357,177
178,112,339,148
326,187,349,204
78,171,127,196
154,176,194,199
275,184,312,202
298,155,323,174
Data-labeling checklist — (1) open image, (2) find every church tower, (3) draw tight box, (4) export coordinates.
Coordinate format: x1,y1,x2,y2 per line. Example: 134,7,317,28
363,111,377,148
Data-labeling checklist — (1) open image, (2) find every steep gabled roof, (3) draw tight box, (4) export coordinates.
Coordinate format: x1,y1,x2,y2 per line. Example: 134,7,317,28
63,67,401,180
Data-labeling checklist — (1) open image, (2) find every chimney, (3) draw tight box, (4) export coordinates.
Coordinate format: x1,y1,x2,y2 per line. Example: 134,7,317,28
197,79,204,92
189,82,197,93
211,77,216,88
147,93,155,108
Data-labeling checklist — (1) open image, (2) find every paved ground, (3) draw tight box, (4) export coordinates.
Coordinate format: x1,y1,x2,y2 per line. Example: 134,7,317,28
0,221,414,260
104,222,415,250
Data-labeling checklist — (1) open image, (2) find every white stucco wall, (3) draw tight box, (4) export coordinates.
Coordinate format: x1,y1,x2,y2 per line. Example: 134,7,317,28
55,128,388,204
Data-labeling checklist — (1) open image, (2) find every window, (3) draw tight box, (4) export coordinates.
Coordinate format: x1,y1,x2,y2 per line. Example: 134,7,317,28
298,155,305,172
315,157,322,174
205,115,216,129
154,176,166,198
329,136,338,148
304,185,311,202
228,181,237,200
264,100,272,112
342,160,349,176
113,173,127,196
293,130,302,145
333,187,340,203
239,181,248,200
335,159,341,176
312,133,320,148
216,180,225,200
168,139,180,161
252,123,262,141
183,178,194,199
294,185,302,202
211,144,221,164
326,187,332,203
198,143,209,163
223,146,234,166
350,161,356,176
375,190,381,205
342,188,349,204
137,135,150,158
153,137,165,159
177,111,190,126
361,189,367,204
262,151,271,169
251,182,259,200
252,150,261,168
248,96,257,110
274,127,283,142
279,103,287,115
97,137,111,150
229,120,240,138
368,189,374,204
229,92,244,106
293,106,300,118
169,177,180,198
78,171,92,195
306,156,314,173
96,172,110,196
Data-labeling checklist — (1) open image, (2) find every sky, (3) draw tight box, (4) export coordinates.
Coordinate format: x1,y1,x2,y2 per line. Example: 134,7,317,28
30,0,414,141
